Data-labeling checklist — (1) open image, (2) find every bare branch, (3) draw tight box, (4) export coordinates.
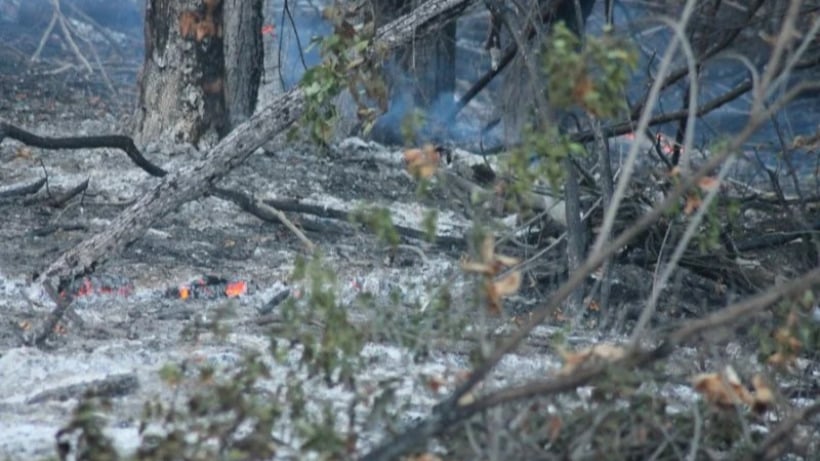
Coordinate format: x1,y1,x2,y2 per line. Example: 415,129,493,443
32,0,480,289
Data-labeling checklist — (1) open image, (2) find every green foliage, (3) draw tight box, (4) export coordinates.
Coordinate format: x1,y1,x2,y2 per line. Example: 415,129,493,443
60,353,277,461
57,398,119,461
497,24,637,207
505,124,586,196
421,209,438,242
283,252,364,385
407,286,465,354
753,292,820,367
298,2,388,145
695,195,723,252
543,23,638,118
400,108,426,146
296,405,347,455
350,206,401,248
143,354,277,461
301,65,343,143
158,363,184,386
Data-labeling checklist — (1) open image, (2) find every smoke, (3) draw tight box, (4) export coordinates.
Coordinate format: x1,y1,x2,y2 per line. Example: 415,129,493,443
370,88,468,146
5,0,142,30
272,4,331,90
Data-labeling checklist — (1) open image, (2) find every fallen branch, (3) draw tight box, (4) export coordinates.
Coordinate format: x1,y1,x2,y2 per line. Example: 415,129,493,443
30,223,88,238
210,187,315,251
359,265,820,461
41,179,89,208
27,281,74,347
0,178,47,198
0,121,166,177
29,0,478,292
263,197,467,249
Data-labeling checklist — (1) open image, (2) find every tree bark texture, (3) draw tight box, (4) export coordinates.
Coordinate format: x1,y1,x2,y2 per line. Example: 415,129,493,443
36,0,478,288
223,0,263,128
135,0,262,145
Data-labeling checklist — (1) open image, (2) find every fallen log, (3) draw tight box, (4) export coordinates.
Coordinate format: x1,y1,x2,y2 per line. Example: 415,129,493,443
30,0,477,289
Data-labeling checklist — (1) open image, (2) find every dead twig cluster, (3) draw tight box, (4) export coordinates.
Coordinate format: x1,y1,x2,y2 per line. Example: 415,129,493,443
25,0,129,98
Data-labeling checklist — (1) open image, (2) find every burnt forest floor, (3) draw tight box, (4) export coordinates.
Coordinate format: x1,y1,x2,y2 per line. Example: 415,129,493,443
1,13,820,461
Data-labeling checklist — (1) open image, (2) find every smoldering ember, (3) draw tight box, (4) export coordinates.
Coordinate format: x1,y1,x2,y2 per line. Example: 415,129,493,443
0,0,819,460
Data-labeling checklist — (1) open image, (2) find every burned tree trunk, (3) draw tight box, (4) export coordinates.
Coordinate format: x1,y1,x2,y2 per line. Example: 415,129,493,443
35,0,477,289
135,0,262,145
223,0,263,127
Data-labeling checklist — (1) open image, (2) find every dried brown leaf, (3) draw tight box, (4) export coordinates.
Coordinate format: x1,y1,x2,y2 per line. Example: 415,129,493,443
691,366,753,409
697,176,720,191
485,279,502,315
560,343,627,375
494,271,522,298
460,260,493,274
479,233,495,262
494,253,520,267
403,144,440,179
683,194,701,215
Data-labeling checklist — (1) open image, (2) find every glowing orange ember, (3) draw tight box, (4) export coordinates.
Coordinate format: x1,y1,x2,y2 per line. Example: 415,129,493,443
55,275,249,302
59,276,134,300
225,281,247,297
170,277,250,300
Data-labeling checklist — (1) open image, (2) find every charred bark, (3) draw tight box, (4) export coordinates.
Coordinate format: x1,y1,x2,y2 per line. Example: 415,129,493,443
223,0,263,128
34,0,478,289
135,0,261,145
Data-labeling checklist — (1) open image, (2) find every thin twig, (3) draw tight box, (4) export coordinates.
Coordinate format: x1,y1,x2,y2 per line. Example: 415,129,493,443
209,186,315,251
373,52,811,461
62,15,118,97
30,10,59,63
53,0,94,73
757,401,820,460
253,197,315,251
591,0,699,257
754,0,803,113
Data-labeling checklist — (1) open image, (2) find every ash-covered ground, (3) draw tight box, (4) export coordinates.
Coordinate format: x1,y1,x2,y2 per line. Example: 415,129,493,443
0,4,574,457
1,1,819,459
